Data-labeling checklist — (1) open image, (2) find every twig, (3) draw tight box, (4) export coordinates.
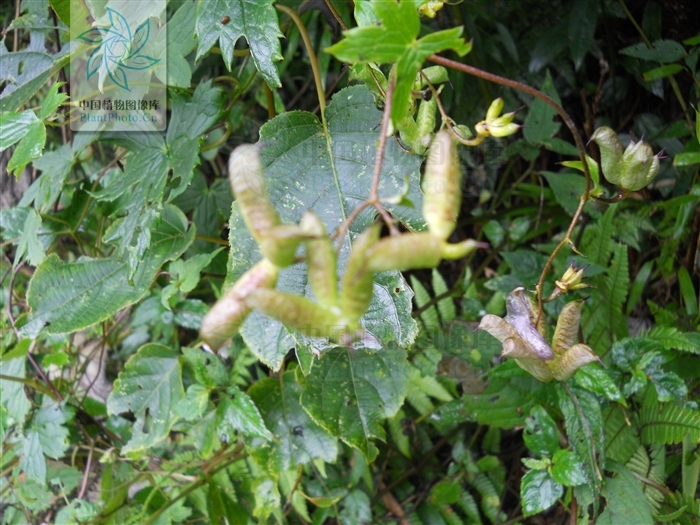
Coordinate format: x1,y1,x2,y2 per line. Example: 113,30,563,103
323,0,348,30
77,440,94,499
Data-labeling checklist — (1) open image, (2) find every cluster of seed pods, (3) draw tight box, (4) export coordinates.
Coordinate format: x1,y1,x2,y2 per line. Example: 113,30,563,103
200,131,483,352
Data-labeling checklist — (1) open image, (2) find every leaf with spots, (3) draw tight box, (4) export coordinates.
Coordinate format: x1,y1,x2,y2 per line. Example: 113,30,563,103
247,371,338,477
299,344,409,461
106,344,184,453
227,85,422,370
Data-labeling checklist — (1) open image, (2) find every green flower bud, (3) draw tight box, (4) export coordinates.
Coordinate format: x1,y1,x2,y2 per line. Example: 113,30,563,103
590,126,623,184
200,259,279,352
486,97,505,121
616,139,661,191
300,212,338,308
488,117,519,139
418,1,445,18
340,224,381,324
245,289,344,341
423,130,462,240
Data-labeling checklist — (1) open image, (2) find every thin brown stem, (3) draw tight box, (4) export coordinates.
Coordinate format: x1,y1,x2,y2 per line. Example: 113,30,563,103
77,440,94,499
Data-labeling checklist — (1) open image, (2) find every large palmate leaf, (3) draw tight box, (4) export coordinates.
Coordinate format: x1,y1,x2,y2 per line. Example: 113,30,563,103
227,85,423,370
107,344,184,453
21,204,194,337
248,371,338,477
299,344,409,461
195,0,283,88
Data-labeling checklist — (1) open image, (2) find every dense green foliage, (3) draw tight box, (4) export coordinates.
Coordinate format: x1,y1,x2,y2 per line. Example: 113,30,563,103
1,0,699,523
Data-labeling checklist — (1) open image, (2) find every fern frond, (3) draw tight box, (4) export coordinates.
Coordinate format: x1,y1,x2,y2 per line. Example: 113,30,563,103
646,326,698,353
626,445,665,512
411,275,439,329
640,401,700,445
432,270,456,323
605,405,640,464
665,491,700,524
481,426,501,455
458,492,483,524
471,472,503,524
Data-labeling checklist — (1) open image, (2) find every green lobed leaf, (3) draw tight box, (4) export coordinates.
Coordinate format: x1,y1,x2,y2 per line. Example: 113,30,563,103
21,430,47,485
106,344,185,453
326,0,470,123
252,476,280,519
7,120,45,176
31,402,73,460
195,0,283,88
520,468,563,517
215,385,273,441
340,489,372,525
300,344,409,461
13,207,45,268
227,85,423,369
541,171,586,216
22,144,74,213
0,48,54,113
0,342,31,424
524,70,562,144
0,110,39,151
248,371,338,476
22,204,194,337
154,0,197,88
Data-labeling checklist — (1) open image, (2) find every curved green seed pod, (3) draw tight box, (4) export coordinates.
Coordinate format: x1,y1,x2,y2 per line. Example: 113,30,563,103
549,344,601,381
441,239,484,260
246,289,343,341
200,259,279,352
616,139,660,191
552,300,584,356
414,97,437,153
422,130,462,240
590,126,623,184
367,233,444,272
300,212,338,308
228,145,281,238
340,224,381,324
258,224,304,268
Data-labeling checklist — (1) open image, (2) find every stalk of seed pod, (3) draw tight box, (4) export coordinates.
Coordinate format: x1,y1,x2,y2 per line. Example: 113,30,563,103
340,224,381,324
245,289,344,341
422,130,462,240
200,259,279,352
300,212,338,308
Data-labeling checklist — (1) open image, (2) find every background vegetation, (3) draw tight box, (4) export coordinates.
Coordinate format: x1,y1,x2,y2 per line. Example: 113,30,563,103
1,0,699,523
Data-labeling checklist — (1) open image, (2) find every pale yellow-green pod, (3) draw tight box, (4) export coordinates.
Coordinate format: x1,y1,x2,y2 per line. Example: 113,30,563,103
441,239,484,260
200,259,279,352
367,233,444,272
258,224,304,268
552,300,584,356
245,289,343,341
228,145,281,239
516,358,555,382
549,344,601,381
422,130,462,240
300,212,338,308
590,126,623,184
478,314,519,343
486,97,505,121
340,224,381,324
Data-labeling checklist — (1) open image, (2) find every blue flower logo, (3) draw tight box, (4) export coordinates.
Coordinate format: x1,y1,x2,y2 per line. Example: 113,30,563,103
77,8,160,91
